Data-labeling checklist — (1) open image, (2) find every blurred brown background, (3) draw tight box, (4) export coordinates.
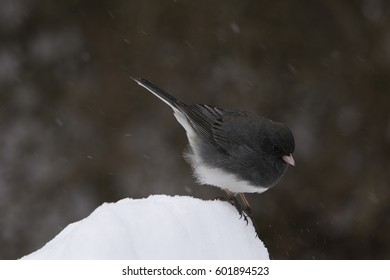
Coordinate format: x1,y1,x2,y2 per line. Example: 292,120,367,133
1,0,389,259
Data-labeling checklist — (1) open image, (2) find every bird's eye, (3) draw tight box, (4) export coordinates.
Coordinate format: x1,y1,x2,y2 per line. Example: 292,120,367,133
273,145,281,152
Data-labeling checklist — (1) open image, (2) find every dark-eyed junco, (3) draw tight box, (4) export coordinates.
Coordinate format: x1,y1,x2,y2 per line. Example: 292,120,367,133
132,77,295,214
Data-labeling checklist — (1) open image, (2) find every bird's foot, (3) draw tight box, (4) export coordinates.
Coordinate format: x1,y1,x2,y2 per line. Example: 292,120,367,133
214,194,248,222
228,195,250,224
239,206,261,238
240,206,253,226
220,189,260,238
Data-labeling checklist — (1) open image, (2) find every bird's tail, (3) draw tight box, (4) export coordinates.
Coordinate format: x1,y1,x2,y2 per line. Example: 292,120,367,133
131,77,180,109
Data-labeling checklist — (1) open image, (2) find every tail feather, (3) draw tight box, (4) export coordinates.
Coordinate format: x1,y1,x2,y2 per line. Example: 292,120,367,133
131,77,179,109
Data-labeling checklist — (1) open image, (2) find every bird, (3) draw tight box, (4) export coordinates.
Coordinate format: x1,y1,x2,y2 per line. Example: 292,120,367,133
132,77,295,217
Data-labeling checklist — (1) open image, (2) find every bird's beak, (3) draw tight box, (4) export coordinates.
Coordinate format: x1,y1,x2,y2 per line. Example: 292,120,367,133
282,154,295,166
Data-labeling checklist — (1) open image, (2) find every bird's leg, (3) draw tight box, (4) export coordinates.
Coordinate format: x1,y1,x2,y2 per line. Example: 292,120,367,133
238,193,252,226
239,193,252,216
223,189,238,207
239,193,261,238
224,189,248,224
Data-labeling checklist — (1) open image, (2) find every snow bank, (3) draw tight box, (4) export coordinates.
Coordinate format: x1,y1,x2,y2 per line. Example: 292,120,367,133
22,195,268,259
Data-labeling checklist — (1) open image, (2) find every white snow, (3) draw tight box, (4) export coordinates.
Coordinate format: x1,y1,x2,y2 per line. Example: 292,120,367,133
22,195,269,260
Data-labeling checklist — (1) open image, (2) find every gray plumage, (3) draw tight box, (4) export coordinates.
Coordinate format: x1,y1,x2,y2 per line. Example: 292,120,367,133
132,77,295,194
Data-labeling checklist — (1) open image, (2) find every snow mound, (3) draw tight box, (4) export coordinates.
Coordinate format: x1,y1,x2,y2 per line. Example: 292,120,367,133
22,195,269,259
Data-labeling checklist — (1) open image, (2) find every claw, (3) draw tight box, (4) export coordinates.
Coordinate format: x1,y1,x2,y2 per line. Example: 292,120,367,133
220,189,261,238
242,212,249,225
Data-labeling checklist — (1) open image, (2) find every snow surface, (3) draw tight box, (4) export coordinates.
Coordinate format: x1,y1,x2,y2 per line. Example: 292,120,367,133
22,195,269,260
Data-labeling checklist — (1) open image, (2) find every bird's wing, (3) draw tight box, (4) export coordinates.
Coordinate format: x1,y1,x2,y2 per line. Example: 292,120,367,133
212,118,233,151
180,104,229,155
211,110,256,152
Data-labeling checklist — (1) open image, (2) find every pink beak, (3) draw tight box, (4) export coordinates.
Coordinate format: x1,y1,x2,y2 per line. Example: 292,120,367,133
282,154,295,166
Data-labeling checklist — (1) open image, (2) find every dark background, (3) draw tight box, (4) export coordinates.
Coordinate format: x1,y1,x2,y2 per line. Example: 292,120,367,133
1,0,389,259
